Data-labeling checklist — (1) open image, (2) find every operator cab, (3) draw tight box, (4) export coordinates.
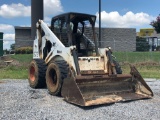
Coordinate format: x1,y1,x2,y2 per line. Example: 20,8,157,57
51,12,97,56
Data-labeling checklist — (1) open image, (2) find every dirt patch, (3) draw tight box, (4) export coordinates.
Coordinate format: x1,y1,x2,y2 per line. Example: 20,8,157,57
0,56,12,61
120,61,160,66
0,56,21,67
0,81,5,84
134,61,160,66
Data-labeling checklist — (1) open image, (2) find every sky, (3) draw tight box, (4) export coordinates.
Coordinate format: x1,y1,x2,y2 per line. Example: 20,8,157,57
0,0,159,50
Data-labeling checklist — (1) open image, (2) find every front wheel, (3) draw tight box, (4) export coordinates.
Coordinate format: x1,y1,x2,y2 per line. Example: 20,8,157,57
46,60,68,96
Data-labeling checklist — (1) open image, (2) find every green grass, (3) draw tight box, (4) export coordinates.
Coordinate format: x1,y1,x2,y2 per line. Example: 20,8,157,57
114,52,160,63
121,65,160,79
11,54,33,63
0,54,33,79
0,52,160,79
0,66,28,79
114,51,160,79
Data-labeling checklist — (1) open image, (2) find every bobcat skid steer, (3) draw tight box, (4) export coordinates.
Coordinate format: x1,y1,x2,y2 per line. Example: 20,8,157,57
28,12,153,106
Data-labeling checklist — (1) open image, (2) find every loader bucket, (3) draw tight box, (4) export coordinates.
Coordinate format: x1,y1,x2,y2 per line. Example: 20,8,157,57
61,66,153,106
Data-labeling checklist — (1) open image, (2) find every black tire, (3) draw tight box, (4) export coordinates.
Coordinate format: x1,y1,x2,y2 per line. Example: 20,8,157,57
113,59,122,74
28,59,47,88
46,60,68,96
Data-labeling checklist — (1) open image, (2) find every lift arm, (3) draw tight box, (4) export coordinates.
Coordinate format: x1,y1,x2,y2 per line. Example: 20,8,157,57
37,20,65,48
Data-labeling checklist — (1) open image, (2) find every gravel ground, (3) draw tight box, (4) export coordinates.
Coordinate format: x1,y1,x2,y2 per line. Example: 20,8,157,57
0,79,160,120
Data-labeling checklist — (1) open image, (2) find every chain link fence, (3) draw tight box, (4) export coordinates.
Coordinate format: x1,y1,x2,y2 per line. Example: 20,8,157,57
1,39,160,64
97,39,160,64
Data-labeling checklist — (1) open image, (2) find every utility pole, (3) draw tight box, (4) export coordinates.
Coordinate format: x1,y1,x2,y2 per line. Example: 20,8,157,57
99,0,101,47
31,0,43,39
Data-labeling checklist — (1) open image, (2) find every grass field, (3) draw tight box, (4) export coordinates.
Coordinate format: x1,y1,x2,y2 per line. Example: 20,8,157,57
0,52,160,79
0,54,33,79
115,51,160,79
11,54,33,63
114,52,160,63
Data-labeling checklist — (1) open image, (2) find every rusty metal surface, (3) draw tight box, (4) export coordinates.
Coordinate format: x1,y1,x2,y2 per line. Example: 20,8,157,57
130,65,154,96
76,74,132,83
84,92,150,106
81,70,105,75
61,67,153,106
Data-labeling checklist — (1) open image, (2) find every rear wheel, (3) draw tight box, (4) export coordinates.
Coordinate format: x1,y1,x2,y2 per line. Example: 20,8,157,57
28,59,47,88
46,60,68,96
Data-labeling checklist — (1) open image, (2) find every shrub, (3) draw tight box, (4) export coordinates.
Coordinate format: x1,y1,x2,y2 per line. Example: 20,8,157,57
15,47,33,54
156,46,160,51
26,47,33,54
136,37,150,51
15,49,20,54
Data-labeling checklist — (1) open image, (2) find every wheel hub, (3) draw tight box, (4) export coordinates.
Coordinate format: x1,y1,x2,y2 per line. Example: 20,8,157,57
30,66,35,82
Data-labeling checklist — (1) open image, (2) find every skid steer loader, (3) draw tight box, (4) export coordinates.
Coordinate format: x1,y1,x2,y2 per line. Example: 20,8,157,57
28,12,153,106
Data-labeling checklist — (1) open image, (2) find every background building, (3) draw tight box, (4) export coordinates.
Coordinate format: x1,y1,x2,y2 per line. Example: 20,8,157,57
137,28,160,51
15,27,32,48
15,27,136,52
95,28,136,51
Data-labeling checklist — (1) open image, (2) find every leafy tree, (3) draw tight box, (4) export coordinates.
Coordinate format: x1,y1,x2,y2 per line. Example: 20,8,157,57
150,14,160,33
10,43,15,50
3,49,9,54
